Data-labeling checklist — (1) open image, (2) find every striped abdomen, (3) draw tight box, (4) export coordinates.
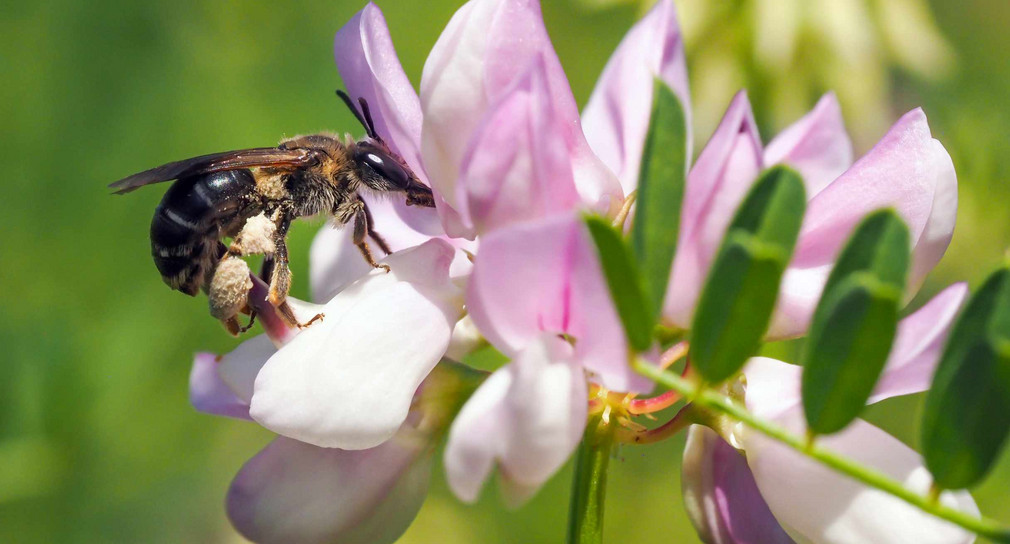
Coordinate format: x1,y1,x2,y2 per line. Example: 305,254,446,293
150,170,257,295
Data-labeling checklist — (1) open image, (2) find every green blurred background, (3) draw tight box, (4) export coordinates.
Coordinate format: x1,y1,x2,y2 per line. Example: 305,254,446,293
1,0,1009,542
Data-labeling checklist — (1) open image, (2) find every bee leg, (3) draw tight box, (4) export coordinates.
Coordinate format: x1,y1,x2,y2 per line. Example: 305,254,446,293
266,215,324,329
238,310,257,333
353,203,391,273
209,255,253,337
360,197,392,256
260,256,275,284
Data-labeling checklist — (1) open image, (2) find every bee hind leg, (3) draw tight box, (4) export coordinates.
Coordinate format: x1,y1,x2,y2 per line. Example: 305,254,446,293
267,216,324,329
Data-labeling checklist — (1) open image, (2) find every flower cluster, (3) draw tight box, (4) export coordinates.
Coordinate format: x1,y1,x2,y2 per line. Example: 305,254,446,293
189,1,974,542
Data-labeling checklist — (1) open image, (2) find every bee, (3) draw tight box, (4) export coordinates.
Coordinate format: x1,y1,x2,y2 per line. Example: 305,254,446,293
110,91,433,335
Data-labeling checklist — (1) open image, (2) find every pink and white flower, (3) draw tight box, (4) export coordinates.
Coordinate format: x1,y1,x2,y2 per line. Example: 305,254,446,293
681,284,980,543
191,0,966,540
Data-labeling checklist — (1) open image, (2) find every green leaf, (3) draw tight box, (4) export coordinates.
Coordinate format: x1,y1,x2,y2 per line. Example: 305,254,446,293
585,216,653,352
922,267,1010,489
689,166,806,383
630,79,688,322
801,210,910,435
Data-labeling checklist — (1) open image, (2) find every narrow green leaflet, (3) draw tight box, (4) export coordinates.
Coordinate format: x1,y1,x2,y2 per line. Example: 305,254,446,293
630,79,688,322
689,166,806,383
922,266,1010,490
801,210,910,435
585,216,653,352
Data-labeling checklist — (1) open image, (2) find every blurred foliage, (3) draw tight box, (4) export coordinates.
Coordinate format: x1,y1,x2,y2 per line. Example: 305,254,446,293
0,0,1008,542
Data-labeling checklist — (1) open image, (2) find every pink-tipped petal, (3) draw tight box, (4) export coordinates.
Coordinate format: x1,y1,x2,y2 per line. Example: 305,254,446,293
770,109,957,337
443,334,587,504
682,425,794,544
467,214,648,392
664,93,763,326
227,434,431,544
421,0,621,227
744,411,979,544
190,352,251,421
764,93,853,197
870,283,968,403
250,240,461,449
456,56,580,237
582,0,691,194
335,3,422,176
334,3,443,236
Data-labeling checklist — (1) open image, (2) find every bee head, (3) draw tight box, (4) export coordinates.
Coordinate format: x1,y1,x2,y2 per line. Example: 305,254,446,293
338,89,434,207
352,140,429,202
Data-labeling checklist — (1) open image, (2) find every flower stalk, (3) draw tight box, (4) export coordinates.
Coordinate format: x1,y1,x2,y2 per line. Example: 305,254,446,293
566,414,616,544
633,359,1010,542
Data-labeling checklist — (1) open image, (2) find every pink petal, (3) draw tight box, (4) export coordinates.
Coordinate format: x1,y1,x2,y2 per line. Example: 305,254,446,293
227,434,431,544
334,3,442,236
443,334,587,504
682,425,794,544
764,93,853,198
189,352,251,421
770,109,957,338
455,56,580,238
246,276,303,346
250,240,462,449
664,92,764,326
582,0,691,195
870,283,968,403
744,410,979,544
467,213,649,392
420,0,622,229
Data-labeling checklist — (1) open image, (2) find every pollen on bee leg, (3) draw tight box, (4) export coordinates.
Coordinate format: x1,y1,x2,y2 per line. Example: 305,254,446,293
231,213,277,256
209,256,253,332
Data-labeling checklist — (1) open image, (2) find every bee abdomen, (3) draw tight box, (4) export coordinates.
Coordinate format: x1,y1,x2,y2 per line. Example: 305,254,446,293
150,170,256,295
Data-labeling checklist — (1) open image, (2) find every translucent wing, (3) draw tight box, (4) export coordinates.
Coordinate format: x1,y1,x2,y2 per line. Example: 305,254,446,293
109,147,319,194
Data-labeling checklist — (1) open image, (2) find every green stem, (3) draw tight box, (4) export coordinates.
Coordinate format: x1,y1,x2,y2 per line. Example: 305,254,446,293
566,415,615,544
634,359,1010,543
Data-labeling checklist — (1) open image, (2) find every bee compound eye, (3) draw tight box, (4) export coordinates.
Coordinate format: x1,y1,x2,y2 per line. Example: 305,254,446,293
356,148,411,190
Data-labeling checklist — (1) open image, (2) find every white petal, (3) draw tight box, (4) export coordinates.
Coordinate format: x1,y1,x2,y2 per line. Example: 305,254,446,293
745,411,979,544
217,334,277,404
443,334,587,504
250,240,461,449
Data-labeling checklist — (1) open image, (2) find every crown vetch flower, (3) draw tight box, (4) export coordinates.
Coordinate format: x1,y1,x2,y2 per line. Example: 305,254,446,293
681,284,980,543
189,0,970,541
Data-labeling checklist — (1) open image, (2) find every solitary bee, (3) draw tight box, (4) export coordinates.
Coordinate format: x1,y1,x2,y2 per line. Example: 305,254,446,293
110,92,433,335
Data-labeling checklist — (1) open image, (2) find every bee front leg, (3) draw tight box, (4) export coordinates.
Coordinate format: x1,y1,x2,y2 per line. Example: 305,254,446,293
360,197,392,256
352,200,391,273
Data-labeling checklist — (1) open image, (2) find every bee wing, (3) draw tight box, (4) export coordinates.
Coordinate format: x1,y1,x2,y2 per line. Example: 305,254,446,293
109,147,319,194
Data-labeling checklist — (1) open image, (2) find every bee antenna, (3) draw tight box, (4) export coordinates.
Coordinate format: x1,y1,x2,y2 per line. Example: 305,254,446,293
356,97,379,140
335,89,375,138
